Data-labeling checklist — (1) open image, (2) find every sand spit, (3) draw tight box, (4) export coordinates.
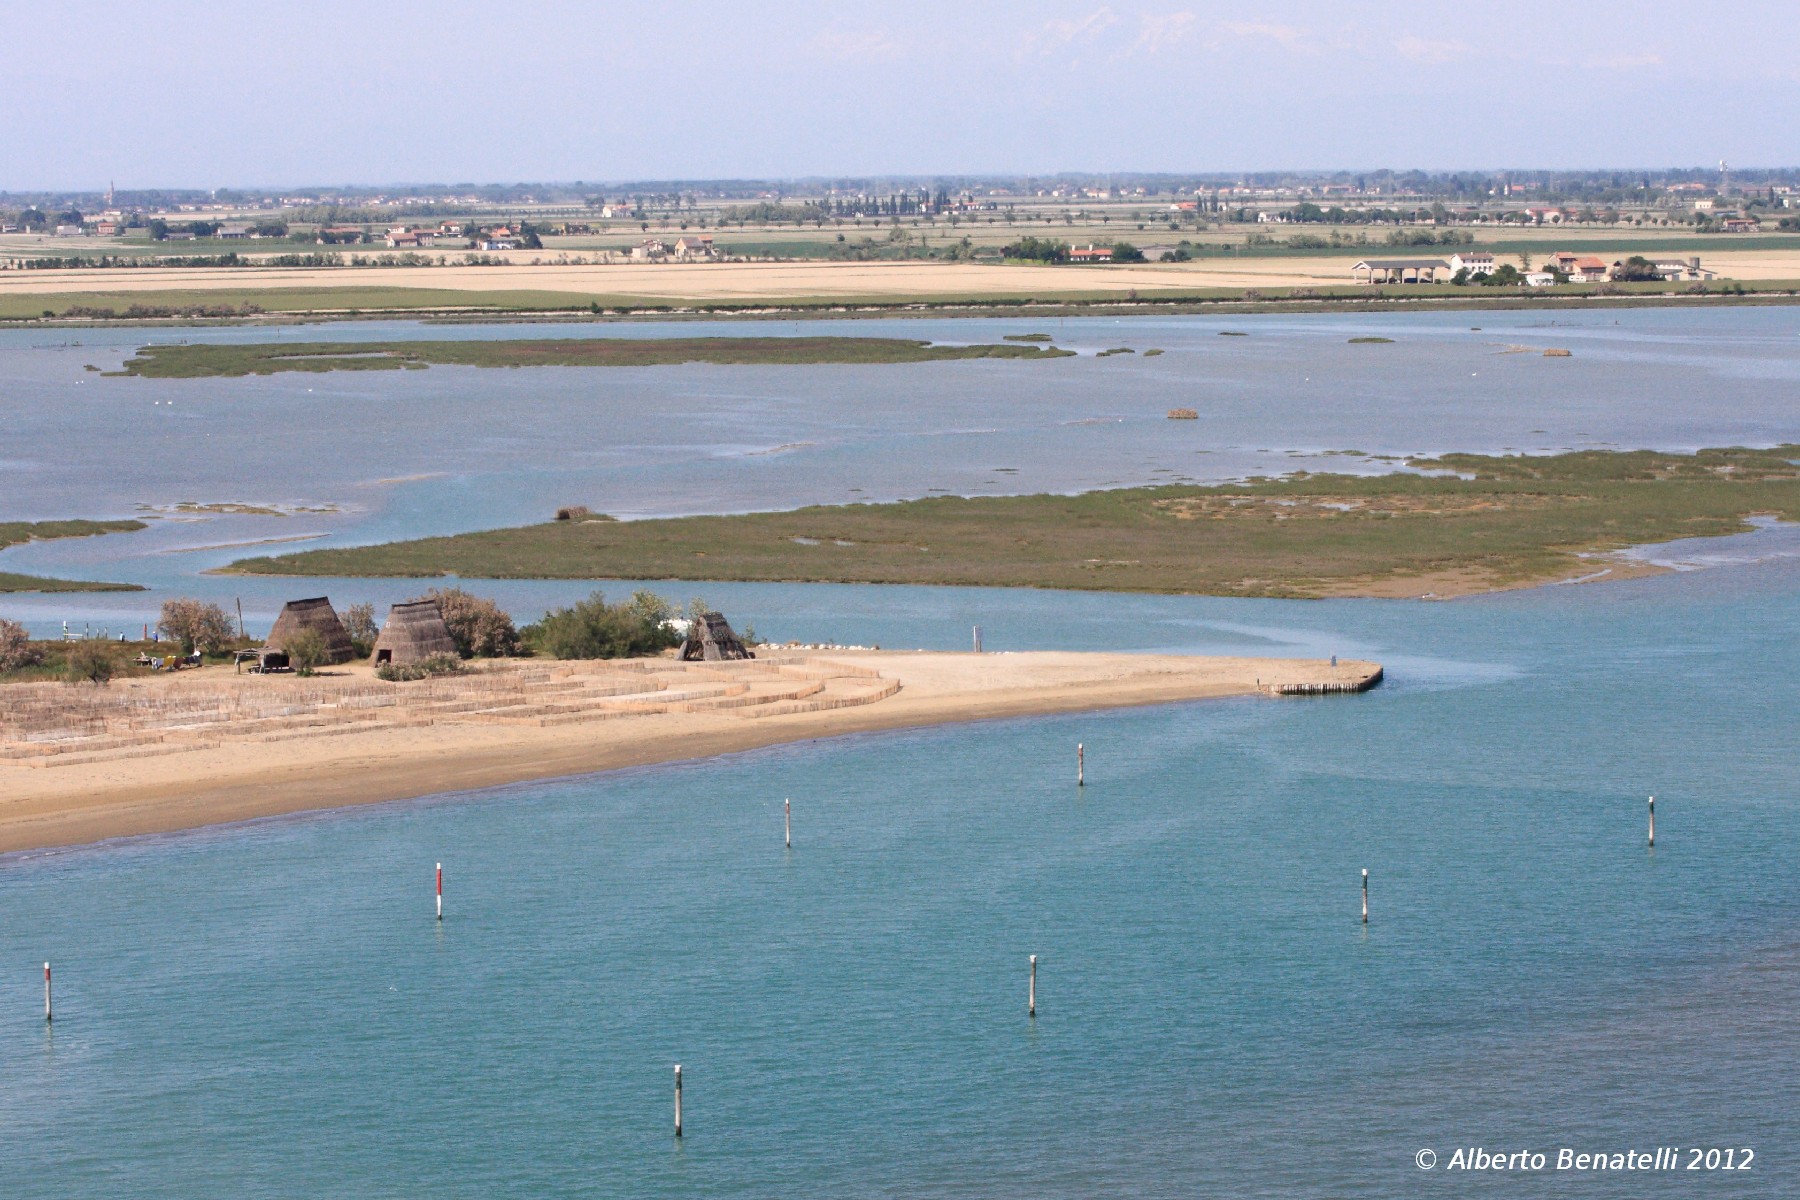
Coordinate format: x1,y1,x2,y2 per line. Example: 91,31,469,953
0,650,1379,854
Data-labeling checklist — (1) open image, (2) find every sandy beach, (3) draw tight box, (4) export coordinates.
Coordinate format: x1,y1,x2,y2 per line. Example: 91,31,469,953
0,650,1379,854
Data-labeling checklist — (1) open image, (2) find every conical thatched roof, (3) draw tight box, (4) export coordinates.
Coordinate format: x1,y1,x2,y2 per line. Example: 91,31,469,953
678,611,753,662
372,600,458,665
263,597,355,665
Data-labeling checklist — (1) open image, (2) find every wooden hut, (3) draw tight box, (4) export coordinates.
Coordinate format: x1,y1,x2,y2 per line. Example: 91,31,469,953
260,597,355,669
678,611,753,662
371,600,458,666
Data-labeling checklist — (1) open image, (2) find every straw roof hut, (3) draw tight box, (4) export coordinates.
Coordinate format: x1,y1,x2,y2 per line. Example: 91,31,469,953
371,600,458,666
678,611,753,662
260,597,355,668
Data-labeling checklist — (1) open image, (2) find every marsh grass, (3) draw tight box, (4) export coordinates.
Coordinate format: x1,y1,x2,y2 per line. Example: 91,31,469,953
226,447,1800,598
114,336,1076,377
0,520,148,592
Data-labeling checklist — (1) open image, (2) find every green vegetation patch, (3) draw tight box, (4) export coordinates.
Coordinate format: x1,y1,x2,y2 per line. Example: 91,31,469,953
113,336,1076,378
0,519,148,591
226,447,1800,599
1348,336,1395,344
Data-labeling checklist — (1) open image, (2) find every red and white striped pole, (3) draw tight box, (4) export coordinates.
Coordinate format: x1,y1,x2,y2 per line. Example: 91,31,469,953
44,962,52,1023
436,863,443,921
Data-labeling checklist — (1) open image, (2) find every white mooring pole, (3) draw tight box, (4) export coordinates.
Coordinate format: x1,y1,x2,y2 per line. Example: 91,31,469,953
44,962,52,1023
1648,795,1655,848
1077,743,1084,788
674,1064,683,1138
436,863,443,921
1029,954,1038,1017
785,799,792,850
1361,868,1369,924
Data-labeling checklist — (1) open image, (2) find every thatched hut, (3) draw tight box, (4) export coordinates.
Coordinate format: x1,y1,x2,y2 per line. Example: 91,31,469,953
260,597,355,669
371,600,458,666
678,611,753,662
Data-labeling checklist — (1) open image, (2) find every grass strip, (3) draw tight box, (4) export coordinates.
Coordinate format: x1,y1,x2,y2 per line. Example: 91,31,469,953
112,336,1075,378
0,519,148,592
225,447,1800,598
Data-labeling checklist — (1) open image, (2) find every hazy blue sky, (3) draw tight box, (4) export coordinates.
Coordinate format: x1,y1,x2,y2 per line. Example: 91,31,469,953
7,1,1797,188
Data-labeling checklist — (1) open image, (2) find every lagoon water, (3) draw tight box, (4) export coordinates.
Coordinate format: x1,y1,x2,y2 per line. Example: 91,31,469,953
2,305,1800,636
2,308,1798,1194
3,560,1798,1197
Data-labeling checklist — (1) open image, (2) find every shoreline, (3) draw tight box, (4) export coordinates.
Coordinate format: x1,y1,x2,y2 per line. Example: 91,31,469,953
0,651,1379,855
5,289,1798,331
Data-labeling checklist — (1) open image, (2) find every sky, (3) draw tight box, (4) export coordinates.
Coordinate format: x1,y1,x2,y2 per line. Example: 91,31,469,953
6,1,1798,189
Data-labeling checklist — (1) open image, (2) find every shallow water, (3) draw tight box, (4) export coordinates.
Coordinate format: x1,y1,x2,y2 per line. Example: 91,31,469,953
2,307,1797,1195
3,305,1799,633
2,558,1797,1197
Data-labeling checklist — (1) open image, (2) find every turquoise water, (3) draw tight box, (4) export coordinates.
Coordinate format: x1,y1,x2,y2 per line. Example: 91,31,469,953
4,558,1797,1196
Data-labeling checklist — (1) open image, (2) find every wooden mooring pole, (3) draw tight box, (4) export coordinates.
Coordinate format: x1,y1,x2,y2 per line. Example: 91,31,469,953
1361,869,1369,924
674,1064,683,1138
44,962,52,1023
1029,955,1038,1017
436,862,443,921
1077,743,1084,788
1648,795,1655,848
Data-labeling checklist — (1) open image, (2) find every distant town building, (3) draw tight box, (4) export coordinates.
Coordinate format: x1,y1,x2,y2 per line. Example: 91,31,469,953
215,224,251,239
1719,218,1760,233
385,228,436,248
1448,252,1495,276
1068,244,1114,261
673,234,716,259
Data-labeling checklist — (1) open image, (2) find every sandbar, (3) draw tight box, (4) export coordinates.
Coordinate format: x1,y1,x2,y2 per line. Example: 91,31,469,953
0,650,1379,854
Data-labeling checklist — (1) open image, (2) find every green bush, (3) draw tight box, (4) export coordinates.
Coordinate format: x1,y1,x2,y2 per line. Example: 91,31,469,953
63,640,116,686
376,653,466,682
285,628,328,676
522,590,681,660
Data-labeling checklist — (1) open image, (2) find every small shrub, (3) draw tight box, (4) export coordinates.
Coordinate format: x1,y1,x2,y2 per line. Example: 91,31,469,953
63,640,116,686
285,628,329,676
1,617,44,671
376,653,466,682
522,590,681,660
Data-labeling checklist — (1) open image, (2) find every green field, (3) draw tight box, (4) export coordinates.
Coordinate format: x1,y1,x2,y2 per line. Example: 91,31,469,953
0,519,148,592
226,447,1800,599
112,336,1075,378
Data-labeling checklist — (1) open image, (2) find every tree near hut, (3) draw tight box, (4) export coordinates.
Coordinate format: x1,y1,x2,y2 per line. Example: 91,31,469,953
342,602,378,657
63,640,116,686
159,598,234,654
424,587,519,657
284,628,329,676
0,616,43,672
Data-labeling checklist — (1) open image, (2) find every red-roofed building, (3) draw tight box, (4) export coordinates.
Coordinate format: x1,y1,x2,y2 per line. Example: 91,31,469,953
1068,244,1114,262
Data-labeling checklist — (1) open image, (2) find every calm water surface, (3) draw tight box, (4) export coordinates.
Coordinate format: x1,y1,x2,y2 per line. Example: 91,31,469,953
1,308,1796,1195
2,559,1797,1197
